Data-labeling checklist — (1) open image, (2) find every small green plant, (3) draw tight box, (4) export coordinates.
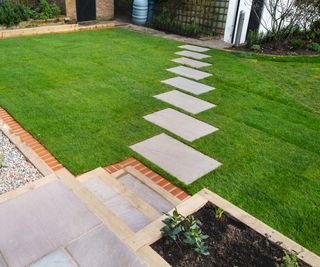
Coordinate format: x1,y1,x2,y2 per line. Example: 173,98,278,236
307,42,320,52
161,209,185,241
290,39,305,49
215,207,224,220
250,44,261,51
276,251,300,267
0,1,34,26
161,209,209,255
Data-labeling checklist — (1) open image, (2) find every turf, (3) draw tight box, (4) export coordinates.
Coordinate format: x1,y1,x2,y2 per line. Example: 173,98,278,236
0,28,319,255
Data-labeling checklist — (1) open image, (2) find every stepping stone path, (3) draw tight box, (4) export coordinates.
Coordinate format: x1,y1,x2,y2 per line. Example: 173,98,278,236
175,50,211,60
172,57,212,68
178,44,210,52
144,108,218,142
154,90,215,114
167,66,212,80
130,134,221,185
131,44,222,185
162,76,215,95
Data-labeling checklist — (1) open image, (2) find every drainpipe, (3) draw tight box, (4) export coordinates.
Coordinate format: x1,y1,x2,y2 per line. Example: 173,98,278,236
231,0,241,44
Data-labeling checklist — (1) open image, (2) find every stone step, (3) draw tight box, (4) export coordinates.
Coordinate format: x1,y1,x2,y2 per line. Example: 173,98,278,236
175,50,211,60
171,57,212,68
78,168,163,232
167,66,212,80
178,44,210,52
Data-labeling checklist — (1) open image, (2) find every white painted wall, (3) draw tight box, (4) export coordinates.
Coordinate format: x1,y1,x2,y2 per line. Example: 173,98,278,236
224,0,252,44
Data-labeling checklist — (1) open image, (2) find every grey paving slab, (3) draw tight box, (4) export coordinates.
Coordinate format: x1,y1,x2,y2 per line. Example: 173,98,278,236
172,57,212,68
30,250,75,267
119,174,173,213
162,76,215,95
0,180,100,267
175,50,211,60
130,133,222,184
178,44,210,52
167,66,212,80
144,108,218,142
83,176,150,232
154,90,215,114
67,226,146,267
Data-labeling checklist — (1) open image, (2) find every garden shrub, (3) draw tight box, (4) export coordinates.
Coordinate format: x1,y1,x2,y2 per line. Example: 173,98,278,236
290,39,305,49
250,44,261,51
246,30,265,48
309,20,320,41
307,42,320,52
36,0,61,20
0,0,33,26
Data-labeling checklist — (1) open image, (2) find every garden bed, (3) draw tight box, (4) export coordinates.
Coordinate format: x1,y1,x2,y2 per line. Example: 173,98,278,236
151,196,313,267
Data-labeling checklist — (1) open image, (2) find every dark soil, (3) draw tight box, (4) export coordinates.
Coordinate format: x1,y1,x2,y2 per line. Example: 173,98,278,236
151,203,309,267
230,43,319,56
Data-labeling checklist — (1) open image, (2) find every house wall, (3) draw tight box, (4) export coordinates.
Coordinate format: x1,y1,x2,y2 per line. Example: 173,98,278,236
223,0,252,44
66,0,114,21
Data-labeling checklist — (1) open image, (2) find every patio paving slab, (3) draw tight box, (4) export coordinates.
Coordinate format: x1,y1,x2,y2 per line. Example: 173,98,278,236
154,90,215,114
67,225,146,267
171,57,212,68
162,76,215,95
144,108,218,142
130,133,222,184
83,176,151,232
175,50,211,60
0,180,100,267
167,66,212,80
178,44,210,52
30,250,75,267
119,173,173,213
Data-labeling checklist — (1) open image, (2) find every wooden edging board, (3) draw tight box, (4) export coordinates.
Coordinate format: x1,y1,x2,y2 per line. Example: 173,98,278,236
125,188,320,267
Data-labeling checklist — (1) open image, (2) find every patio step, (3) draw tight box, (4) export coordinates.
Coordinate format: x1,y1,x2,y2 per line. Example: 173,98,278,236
78,167,169,232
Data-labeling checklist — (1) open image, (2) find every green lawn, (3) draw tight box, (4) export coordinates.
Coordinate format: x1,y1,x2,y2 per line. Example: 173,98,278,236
0,28,319,255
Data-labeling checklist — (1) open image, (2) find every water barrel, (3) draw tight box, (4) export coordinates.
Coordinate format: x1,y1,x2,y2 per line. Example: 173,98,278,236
147,0,155,23
132,0,148,25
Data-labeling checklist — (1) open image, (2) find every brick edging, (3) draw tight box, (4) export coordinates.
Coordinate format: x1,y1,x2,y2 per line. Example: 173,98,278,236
0,107,63,172
104,157,190,201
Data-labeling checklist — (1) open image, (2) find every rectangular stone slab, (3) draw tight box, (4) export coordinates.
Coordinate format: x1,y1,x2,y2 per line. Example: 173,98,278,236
162,76,215,95
175,50,211,60
130,133,222,184
30,250,75,267
144,108,218,141
67,226,145,267
83,176,150,232
154,90,215,114
0,180,100,267
167,66,212,80
119,174,173,213
171,57,212,68
178,44,210,52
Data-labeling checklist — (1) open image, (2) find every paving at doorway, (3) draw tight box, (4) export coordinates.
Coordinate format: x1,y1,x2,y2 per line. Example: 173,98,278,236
130,44,222,185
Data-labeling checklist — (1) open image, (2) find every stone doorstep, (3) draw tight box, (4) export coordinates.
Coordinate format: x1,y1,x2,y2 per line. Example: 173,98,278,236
103,157,191,203
126,190,320,267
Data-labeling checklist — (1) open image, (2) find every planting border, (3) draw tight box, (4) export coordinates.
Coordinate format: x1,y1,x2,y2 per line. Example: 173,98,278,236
125,189,320,267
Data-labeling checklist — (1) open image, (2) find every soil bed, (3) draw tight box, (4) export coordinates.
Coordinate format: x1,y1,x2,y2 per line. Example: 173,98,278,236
152,203,309,267
230,44,319,56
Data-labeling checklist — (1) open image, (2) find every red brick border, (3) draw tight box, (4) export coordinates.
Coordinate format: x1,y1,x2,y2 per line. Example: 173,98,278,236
0,107,63,172
104,157,190,201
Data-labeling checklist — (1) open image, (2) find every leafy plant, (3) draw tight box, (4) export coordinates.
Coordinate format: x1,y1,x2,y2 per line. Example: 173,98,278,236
250,44,261,51
183,215,209,255
246,30,265,48
290,39,305,49
0,0,34,26
36,0,60,20
276,251,300,267
307,42,320,52
161,209,185,241
161,209,209,255
215,207,224,220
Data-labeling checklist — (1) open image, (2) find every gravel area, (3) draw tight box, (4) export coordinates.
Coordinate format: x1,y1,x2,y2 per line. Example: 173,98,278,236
0,131,43,195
